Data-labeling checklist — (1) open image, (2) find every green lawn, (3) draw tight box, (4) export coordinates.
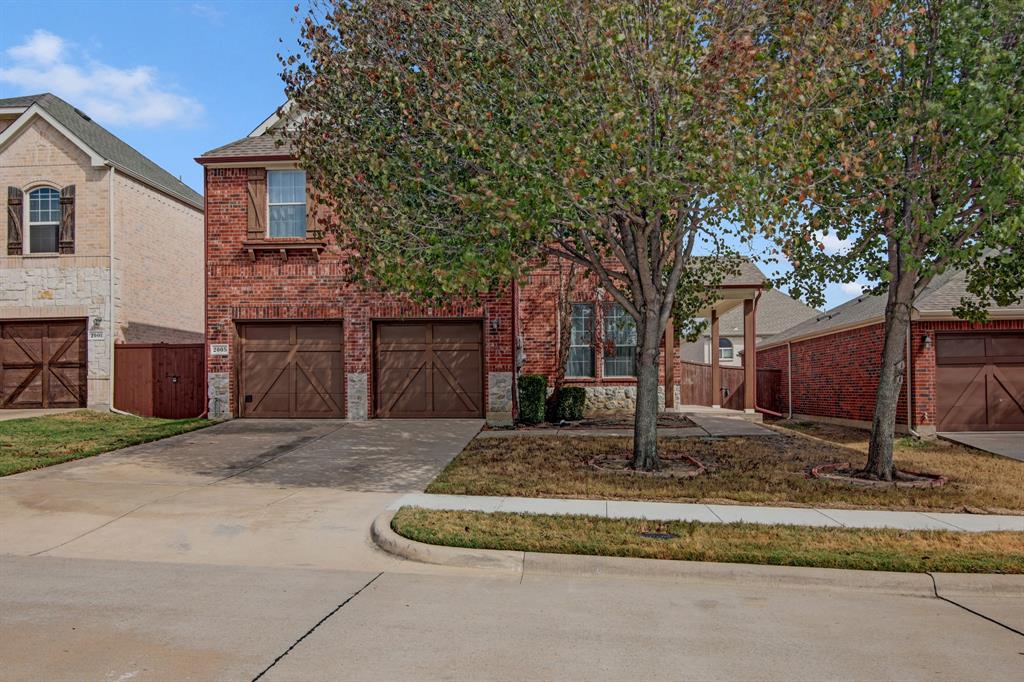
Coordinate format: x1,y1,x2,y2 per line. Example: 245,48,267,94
0,410,211,476
393,507,1024,574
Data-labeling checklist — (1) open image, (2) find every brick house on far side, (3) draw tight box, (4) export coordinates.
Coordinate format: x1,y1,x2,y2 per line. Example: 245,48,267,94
758,270,1024,436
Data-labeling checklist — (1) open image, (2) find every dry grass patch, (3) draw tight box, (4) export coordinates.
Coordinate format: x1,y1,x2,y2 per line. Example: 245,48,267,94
428,427,1024,512
393,507,1024,574
0,410,210,476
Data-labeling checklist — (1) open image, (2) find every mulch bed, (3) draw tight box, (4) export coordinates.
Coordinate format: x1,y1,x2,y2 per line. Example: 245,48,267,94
809,462,948,488
487,413,697,431
590,452,706,478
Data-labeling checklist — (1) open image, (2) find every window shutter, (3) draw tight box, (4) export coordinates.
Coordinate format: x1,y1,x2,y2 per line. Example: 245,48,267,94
6,186,23,255
59,185,76,254
304,175,316,240
246,169,267,240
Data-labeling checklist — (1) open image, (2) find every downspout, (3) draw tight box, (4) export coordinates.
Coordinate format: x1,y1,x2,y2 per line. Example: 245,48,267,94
786,341,793,419
905,318,921,438
106,165,133,416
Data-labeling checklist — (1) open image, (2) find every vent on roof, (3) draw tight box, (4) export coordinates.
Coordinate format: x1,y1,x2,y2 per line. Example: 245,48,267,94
73,107,91,121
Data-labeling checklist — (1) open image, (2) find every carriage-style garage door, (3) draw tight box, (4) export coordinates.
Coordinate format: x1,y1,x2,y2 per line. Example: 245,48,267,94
936,332,1024,431
238,322,344,418
374,321,483,418
1,319,87,408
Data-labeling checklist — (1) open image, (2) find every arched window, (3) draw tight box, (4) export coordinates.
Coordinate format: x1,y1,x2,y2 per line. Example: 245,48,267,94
27,187,60,254
718,337,734,361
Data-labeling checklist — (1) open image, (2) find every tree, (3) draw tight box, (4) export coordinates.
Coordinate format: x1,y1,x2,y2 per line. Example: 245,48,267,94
766,0,1024,479
282,0,767,469
546,260,578,423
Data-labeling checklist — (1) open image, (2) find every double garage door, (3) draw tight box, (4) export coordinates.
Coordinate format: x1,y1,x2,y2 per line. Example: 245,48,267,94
1,320,87,409
936,332,1024,431
238,321,483,419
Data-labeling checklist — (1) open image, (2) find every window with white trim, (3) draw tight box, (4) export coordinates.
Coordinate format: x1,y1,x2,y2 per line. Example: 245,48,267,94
567,303,594,377
27,187,60,254
718,337,734,361
602,303,637,376
267,170,306,237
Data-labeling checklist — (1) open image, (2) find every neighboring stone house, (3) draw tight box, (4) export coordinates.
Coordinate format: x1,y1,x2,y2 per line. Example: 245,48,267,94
758,270,1024,436
1,93,204,410
680,288,818,367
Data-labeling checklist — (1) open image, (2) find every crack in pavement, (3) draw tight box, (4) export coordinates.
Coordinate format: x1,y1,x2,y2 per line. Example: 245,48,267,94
927,572,1024,639
251,572,384,681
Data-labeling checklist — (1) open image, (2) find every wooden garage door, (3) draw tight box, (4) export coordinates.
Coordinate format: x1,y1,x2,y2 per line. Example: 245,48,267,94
375,322,483,418
936,332,1024,431
1,320,87,408
239,323,344,418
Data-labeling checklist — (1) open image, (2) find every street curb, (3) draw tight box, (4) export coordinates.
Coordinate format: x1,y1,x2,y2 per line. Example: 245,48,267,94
373,511,1024,595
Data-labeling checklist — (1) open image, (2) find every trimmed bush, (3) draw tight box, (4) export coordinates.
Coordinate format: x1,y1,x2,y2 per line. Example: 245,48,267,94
555,387,587,422
517,374,547,424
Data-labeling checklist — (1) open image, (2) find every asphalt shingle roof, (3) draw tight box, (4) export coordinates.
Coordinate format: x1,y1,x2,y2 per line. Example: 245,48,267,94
198,134,294,160
0,93,203,210
713,288,819,337
766,268,1024,347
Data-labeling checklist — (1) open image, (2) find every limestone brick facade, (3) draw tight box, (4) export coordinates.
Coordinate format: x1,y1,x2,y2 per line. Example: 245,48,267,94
1,115,203,409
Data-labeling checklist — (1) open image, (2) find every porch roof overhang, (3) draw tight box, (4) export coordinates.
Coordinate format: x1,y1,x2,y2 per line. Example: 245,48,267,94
693,284,764,318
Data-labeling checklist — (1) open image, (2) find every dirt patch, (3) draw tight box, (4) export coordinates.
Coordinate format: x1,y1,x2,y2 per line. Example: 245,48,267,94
486,413,696,431
590,451,705,478
810,462,948,488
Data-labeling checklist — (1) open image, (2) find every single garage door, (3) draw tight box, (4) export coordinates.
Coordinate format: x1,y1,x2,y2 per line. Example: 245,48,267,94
1,319,87,408
239,322,344,418
374,321,483,418
936,332,1024,431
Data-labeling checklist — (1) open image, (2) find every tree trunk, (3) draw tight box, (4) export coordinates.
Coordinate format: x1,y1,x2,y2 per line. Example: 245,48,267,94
546,263,576,422
865,279,914,481
632,312,662,471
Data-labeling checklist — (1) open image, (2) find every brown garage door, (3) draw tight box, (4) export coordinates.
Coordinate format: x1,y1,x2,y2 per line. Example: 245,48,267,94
936,332,1024,431
239,322,344,418
374,321,483,418
1,319,87,408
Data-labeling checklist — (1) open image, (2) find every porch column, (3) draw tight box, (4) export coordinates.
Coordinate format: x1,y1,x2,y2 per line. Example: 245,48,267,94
664,318,675,408
743,297,756,412
710,309,720,408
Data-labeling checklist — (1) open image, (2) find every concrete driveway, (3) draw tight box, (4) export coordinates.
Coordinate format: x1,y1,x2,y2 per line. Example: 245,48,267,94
0,418,482,570
939,431,1024,462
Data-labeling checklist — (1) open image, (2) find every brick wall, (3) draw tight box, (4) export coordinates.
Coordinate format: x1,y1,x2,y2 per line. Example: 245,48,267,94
204,166,514,420
114,172,203,342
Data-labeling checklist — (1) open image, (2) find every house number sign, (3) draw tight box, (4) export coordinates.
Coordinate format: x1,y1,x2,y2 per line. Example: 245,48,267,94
210,344,230,356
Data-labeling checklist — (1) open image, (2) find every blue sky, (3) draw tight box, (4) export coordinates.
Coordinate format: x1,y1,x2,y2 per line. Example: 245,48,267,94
1,1,863,309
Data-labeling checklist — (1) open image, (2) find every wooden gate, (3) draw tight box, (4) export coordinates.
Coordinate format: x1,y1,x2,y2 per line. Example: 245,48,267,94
1,319,87,408
374,321,484,418
936,332,1024,431
678,360,781,412
114,344,204,418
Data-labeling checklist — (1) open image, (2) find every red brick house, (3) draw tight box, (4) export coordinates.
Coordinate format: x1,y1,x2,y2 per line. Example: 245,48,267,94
198,108,766,424
758,271,1024,436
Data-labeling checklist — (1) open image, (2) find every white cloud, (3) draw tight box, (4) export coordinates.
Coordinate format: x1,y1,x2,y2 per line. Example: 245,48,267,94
840,281,867,295
815,230,854,255
190,3,226,24
1,30,202,127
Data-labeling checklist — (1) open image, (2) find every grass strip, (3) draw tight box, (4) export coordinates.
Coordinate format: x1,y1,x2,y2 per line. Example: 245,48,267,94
0,410,211,476
392,507,1024,574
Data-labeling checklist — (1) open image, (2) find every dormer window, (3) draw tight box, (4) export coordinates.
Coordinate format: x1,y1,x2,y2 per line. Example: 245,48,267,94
267,170,306,238
28,187,60,254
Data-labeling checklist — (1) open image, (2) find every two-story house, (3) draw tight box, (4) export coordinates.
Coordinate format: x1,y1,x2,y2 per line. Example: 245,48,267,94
1,93,204,410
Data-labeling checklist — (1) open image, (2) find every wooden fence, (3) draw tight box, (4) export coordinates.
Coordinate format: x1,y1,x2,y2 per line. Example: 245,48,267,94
678,360,782,413
114,344,204,419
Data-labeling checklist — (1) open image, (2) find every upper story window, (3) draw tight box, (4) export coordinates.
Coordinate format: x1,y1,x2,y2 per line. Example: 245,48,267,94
603,303,637,377
718,337,734,361
567,303,595,377
28,187,60,254
267,170,306,238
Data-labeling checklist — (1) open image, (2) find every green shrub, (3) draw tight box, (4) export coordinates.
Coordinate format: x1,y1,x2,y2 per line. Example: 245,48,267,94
555,387,587,422
517,374,547,424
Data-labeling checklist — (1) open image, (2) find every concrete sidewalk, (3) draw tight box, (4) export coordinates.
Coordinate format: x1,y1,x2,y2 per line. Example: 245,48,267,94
389,493,1024,532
